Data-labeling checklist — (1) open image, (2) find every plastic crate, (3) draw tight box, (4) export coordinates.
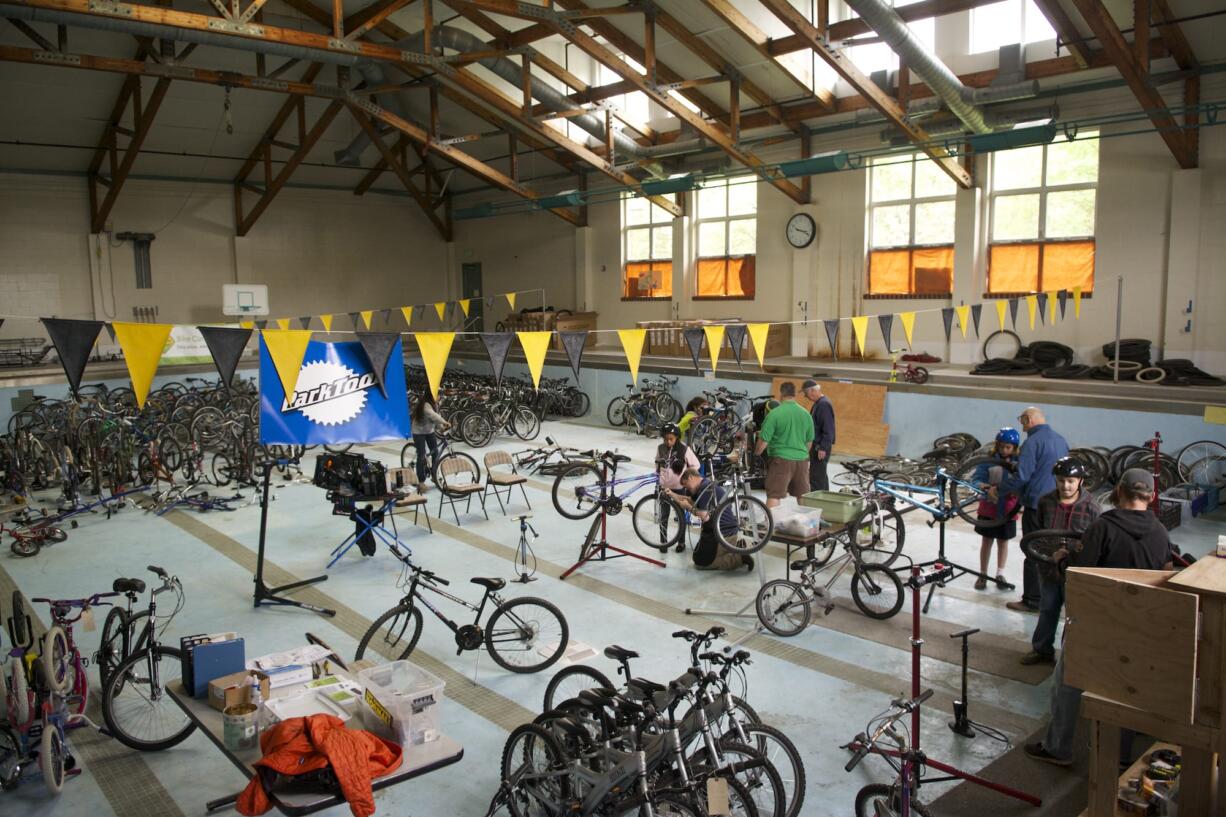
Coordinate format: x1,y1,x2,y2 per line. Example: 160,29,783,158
1158,498,1182,531
799,491,864,524
358,661,445,747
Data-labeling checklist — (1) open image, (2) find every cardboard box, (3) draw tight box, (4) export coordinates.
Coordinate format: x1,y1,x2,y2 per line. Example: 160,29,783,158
208,670,271,712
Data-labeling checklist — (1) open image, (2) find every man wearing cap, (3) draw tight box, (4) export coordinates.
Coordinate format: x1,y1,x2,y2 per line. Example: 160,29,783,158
754,381,814,509
1025,468,1174,767
803,380,836,492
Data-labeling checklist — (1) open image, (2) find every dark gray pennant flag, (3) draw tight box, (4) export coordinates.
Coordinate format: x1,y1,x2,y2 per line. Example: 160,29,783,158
298,316,312,330
877,314,894,351
682,327,705,374
970,304,983,338
1035,292,1048,325
481,333,514,386
104,322,117,343
42,318,103,397
414,305,426,322
484,295,495,308
725,324,747,369
1009,298,1019,329
1058,289,1069,319
379,308,392,327
348,312,361,330
254,319,268,330
823,319,840,360
356,332,399,398
941,308,955,342
559,331,588,380
198,326,252,391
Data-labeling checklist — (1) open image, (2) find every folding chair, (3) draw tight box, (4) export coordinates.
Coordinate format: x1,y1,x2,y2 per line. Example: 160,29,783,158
483,450,531,515
436,456,488,525
388,467,432,534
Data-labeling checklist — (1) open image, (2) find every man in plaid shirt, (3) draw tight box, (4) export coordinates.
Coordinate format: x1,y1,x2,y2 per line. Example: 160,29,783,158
1020,456,1101,666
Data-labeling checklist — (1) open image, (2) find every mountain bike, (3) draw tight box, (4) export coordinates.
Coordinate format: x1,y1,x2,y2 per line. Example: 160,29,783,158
844,690,936,817
355,543,568,673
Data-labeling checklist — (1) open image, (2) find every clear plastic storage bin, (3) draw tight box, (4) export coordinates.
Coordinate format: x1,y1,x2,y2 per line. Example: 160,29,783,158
358,661,445,746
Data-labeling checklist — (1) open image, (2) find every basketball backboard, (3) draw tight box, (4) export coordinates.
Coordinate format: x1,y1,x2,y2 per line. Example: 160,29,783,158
222,284,270,316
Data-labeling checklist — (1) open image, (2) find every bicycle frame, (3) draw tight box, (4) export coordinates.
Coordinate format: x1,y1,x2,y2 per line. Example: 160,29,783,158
578,470,657,507
404,573,496,642
870,468,983,521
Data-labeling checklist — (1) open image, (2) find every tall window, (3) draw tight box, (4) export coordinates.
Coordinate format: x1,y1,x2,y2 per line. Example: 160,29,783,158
597,52,650,125
971,0,1057,53
987,135,1098,295
622,194,674,299
696,178,756,299
867,154,957,296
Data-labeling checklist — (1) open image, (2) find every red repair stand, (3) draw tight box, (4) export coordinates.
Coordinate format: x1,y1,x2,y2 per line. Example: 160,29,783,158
559,460,665,580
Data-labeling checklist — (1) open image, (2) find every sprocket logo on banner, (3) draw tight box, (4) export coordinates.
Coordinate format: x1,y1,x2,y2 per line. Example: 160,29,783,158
283,360,375,426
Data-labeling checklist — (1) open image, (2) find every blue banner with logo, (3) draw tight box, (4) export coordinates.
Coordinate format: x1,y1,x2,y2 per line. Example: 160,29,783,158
259,338,410,444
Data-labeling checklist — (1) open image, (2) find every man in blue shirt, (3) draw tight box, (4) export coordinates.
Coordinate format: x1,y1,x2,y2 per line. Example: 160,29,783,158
996,406,1070,612
668,468,753,572
803,379,836,491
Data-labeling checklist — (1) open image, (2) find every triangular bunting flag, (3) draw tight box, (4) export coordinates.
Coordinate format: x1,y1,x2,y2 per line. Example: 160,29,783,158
379,308,392,327
298,316,312,330
518,331,553,389
275,318,290,331
104,322,117,344
747,323,771,366
347,312,361,330
355,332,399,399
360,310,374,330
954,305,970,339
1025,295,1038,330
112,322,173,409
970,304,983,338
617,328,647,384
481,332,514,387
941,308,955,342
995,300,1008,331
506,292,517,310
198,325,252,391
1073,287,1083,318
484,295,495,308
822,319,839,360
434,302,447,321
1009,298,1020,329
400,307,413,327
415,332,455,399
459,299,471,318
703,325,725,374
559,331,588,380
725,324,747,369
850,316,869,356
255,319,268,330
1044,290,1057,323
240,320,254,330
446,302,456,318
414,305,426,322
877,314,894,351
261,329,313,401
1035,293,1047,326
42,318,104,397
682,327,705,374
899,312,916,347
320,314,333,332
1058,289,1069,319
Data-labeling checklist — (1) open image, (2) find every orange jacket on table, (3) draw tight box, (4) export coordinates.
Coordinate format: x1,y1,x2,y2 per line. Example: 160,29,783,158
236,714,403,817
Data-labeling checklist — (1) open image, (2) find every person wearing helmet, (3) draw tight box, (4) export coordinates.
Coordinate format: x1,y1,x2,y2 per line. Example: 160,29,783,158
971,428,1022,590
1019,456,1102,666
655,422,700,553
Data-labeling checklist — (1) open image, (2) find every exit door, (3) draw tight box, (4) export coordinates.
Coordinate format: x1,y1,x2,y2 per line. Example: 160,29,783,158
461,263,483,332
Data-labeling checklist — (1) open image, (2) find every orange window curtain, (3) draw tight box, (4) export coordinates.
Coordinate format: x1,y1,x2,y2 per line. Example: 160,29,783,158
988,244,1041,293
1042,240,1095,292
624,261,673,298
911,247,953,294
868,249,910,294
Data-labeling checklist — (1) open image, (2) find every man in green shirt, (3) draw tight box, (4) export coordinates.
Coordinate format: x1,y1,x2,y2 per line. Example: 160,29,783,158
754,381,814,508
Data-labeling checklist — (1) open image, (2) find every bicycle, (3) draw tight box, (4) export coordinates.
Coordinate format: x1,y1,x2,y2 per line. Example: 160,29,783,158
354,543,569,674
2,510,69,558
844,689,936,817
99,565,196,751
399,432,480,487
888,350,930,385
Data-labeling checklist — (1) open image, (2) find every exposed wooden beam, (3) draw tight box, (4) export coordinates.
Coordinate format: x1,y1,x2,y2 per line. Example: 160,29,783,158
345,0,414,40
234,62,324,183
1150,0,1197,70
767,0,997,55
759,0,971,188
1068,0,1195,168
90,77,172,233
7,19,56,51
444,1,589,91
1033,0,1092,68
349,105,451,240
1134,0,1150,73
353,133,409,194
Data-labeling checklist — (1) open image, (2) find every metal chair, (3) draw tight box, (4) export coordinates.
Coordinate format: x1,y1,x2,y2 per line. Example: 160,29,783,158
436,456,488,525
483,450,530,515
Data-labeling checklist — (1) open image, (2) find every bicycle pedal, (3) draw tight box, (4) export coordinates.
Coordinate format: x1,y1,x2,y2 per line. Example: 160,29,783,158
822,605,835,616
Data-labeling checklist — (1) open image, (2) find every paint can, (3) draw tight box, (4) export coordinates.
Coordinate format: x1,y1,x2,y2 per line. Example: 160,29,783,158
223,703,260,752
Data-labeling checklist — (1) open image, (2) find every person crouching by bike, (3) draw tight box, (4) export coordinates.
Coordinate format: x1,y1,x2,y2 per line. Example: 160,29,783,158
657,423,700,554
411,392,449,490
669,468,754,572
972,428,1021,590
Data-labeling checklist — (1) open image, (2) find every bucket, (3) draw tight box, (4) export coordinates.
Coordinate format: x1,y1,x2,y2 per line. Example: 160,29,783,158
223,703,260,752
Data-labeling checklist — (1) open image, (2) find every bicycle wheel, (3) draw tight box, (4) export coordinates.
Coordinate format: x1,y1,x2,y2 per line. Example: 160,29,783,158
1177,440,1226,484
715,495,773,556
102,645,196,751
631,493,684,551
654,393,682,423
606,397,628,427
850,566,905,620
513,407,541,441
689,417,720,458
551,463,603,520
542,665,614,712
650,796,703,817
97,607,129,692
756,580,811,637
8,658,30,726
42,626,70,694
209,451,234,487
9,527,44,558
849,505,905,567
501,722,571,817
723,724,806,817
854,783,932,817
461,412,495,448
949,456,1006,529
485,597,568,674
702,741,786,817
400,442,418,470
354,604,423,663
40,725,65,796
1019,528,1082,566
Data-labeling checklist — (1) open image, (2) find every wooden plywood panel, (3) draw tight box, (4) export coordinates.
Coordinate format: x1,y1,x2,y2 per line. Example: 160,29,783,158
1065,568,1199,724
1167,555,1226,598
771,376,889,458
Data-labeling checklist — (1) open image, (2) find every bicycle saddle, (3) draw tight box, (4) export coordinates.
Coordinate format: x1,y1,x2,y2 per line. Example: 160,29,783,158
626,677,665,696
603,645,639,662
470,577,506,591
113,578,146,594
602,452,631,464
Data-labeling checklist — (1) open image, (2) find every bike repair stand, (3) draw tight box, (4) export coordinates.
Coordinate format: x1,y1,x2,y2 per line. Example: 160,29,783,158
511,514,539,583
683,545,769,622
253,460,335,617
326,493,413,569
948,627,1010,744
559,461,665,581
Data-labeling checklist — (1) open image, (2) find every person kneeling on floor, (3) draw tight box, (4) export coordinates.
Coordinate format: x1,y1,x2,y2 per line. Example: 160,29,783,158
668,468,754,572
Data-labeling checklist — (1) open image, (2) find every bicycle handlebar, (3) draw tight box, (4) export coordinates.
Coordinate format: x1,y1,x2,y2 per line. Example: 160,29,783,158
147,565,168,578
411,564,450,586
844,739,871,773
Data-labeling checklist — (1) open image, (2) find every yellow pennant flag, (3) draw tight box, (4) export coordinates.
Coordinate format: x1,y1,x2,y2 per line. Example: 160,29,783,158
850,315,869,355
275,318,290,331
1045,290,1058,323
1025,295,1038,330
617,328,647,384
702,325,725,374
360,310,374,330
506,292,517,310
400,307,413,327
1073,286,1083,318
262,329,313,401
954,305,970,339
994,300,1008,331
415,332,455,399
517,331,553,389
319,314,333,332
112,322,173,409
899,312,916,346
746,323,770,366
459,299,471,317
240,320,254,330
434,302,447,321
